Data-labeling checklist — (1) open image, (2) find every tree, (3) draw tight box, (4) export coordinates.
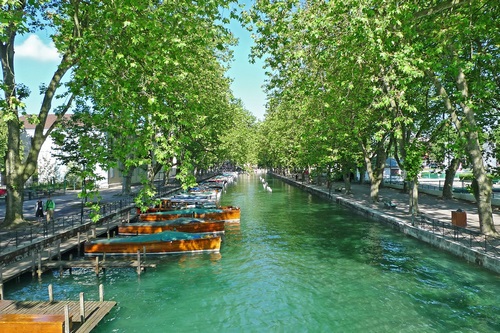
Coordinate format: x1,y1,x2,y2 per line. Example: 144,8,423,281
1,1,86,226
416,0,500,235
1,1,239,227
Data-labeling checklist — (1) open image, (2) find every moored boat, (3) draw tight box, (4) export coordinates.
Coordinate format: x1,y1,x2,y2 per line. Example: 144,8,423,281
84,231,221,255
118,217,225,235
139,195,217,214
139,206,241,223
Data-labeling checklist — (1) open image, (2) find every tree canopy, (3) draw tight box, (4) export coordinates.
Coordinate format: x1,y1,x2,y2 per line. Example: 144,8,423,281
247,0,500,235
0,1,259,226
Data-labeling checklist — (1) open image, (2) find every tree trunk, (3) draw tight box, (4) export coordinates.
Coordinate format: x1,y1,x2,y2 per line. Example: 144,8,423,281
428,68,497,235
4,175,24,225
455,69,497,236
121,168,133,195
343,172,352,194
408,178,419,215
442,158,459,199
363,144,386,202
468,144,496,235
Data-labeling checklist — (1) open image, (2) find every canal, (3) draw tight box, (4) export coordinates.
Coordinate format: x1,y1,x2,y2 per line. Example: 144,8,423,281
4,173,500,332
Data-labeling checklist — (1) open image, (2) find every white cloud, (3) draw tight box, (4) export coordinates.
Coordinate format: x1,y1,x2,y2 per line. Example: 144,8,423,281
16,34,61,62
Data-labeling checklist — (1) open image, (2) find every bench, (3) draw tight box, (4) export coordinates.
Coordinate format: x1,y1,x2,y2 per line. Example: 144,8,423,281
335,187,344,192
0,313,72,333
383,199,397,209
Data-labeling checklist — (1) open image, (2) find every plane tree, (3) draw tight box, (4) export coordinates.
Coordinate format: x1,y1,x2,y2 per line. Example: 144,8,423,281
1,0,90,226
58,1,238,202
0,0,238,227
248,0,403,200
413,0,500,235
218,98,259,171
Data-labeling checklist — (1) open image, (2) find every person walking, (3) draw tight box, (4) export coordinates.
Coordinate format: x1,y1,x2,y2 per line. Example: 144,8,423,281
35,199,44,223
45,195,55,223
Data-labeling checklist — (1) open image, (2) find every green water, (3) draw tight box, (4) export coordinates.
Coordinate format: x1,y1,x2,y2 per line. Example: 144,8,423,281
5,174,500,332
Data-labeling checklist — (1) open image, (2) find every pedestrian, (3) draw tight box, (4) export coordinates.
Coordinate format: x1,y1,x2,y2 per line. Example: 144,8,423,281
45,195,55,223
35,199,44,223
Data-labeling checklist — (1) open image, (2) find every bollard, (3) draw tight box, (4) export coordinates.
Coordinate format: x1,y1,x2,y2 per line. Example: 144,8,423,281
137,250,141,276
64,304,71,333
95,257,99,276
32,252,36,277
79,292,86,323
48,284,53,302
57,240,61,261
77,232,81,257
37,252,42,279
99,284,104,302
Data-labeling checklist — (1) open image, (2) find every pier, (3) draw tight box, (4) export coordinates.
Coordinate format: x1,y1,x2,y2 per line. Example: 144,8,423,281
0,184,183,331
0,298,116,333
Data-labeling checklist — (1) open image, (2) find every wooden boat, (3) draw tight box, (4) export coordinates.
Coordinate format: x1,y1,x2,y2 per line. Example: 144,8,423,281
138,195,217,214
84,231,221,255
188,187,221,198
118,217,225,235
139,206,241,223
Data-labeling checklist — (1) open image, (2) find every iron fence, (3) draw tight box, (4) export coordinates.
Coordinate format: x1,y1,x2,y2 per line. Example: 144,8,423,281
416,214,500,259
0,197,135,255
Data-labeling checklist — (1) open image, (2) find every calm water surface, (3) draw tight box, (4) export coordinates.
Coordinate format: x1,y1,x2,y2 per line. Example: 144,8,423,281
5,174,500,332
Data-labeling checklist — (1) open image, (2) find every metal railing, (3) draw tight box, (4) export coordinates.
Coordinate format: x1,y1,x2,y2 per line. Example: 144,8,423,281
384,179,499,199
0,197,136,255
416,214,500,259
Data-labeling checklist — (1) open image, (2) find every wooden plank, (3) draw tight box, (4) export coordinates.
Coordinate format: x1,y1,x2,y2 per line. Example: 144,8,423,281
0,300,116,332
0,300,15,311
76,302,116,333
0,313,72,333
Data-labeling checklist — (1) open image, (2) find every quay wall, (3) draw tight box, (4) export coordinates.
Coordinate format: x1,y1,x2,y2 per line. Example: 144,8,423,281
274,174,500,275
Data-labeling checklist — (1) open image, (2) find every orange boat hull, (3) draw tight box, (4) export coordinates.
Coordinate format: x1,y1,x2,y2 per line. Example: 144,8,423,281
84,237,221,255
118,220,225,235
139,207,240,223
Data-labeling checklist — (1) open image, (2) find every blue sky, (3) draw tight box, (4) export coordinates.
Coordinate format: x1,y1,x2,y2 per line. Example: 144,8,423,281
14,9,267,121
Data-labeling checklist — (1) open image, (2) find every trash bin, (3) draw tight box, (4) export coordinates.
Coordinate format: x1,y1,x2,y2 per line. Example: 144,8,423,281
451,209,467,227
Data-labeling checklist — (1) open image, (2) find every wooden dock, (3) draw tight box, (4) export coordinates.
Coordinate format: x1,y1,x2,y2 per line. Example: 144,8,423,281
0,299,116,332
43,258,157,276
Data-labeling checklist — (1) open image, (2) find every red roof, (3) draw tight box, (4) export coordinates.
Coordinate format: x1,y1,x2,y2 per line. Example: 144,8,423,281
20,114,72,130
